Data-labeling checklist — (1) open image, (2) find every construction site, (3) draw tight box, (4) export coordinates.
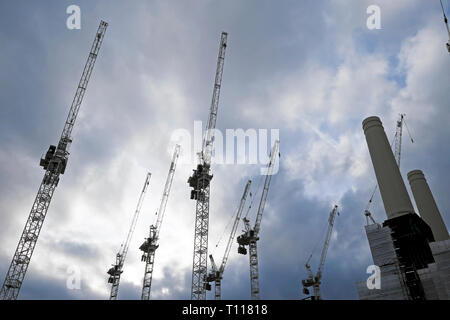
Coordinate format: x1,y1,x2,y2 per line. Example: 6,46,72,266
0,1,449,302
356,116,450,300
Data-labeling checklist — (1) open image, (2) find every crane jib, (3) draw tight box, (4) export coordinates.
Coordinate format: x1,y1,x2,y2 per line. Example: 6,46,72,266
108,172,151,300
140,145,180,300
201,32,227,167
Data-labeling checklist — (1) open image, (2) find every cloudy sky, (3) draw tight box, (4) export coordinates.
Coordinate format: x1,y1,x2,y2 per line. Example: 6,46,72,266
0,0,449,300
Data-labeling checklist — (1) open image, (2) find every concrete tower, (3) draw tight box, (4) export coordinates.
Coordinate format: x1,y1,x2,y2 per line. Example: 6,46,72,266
407,170,450,242
362,116,415,219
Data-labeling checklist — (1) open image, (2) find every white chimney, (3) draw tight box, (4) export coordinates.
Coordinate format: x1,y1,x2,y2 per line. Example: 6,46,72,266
362,116,414,219
407,170,449,242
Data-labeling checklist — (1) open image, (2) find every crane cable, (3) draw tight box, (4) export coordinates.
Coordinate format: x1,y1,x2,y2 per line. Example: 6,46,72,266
365,185,378,212
402,116,414,144
213,176,257,253
213,197,242,252
243,145,281,223
305,217,329,267
243,172,265,221
214,159,274,251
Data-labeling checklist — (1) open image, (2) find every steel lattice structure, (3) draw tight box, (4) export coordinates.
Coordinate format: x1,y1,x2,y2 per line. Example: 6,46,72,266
0,21,108,300
394,113,413,169
140,225,157,300
302,205,339,300
188,32,228,300
140,145,180,300
394,114,405,168
207,180,252,299
107,173,151,300
237,140,280,300
190,173,212,300
248,238,260,298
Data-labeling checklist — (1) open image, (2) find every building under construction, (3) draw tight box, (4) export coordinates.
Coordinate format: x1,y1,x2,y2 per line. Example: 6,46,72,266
1,4,449,302
357,116,450,300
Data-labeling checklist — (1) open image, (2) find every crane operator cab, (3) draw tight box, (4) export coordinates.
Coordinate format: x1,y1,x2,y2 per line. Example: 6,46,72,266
139,237,159,262
40,145,68,177
203,274,213,291
237,229,258,255
107,264,122,283
188,164,212,201
40,145,56,169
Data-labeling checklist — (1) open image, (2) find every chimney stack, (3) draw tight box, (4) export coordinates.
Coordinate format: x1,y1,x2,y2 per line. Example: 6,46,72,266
407,170,450,242
362,116,415,219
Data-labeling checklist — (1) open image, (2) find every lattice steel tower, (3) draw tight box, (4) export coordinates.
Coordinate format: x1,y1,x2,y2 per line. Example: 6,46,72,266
302,205,339,300
0,21,108,300
107,173,151,300
140,145,180,300
237,140,280,300
394,114,413,168
187,32,228,300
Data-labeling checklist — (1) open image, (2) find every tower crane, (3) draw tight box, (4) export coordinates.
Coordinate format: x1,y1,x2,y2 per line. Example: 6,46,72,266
237,140,280,300
0,21,108,300
206,180,252,299
302,205,339,300
187,32,228,300
107,172,151,300
140,145,180,300
440,0,450,52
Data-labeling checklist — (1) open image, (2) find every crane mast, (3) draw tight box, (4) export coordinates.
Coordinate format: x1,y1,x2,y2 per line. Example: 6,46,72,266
140,145,180,300
207,255,220,299
302,205,339,300
188,32,227,300
0,21,108,300
107,172,151,300
394,114,404,168
237,140,280,300
206,180,252,299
